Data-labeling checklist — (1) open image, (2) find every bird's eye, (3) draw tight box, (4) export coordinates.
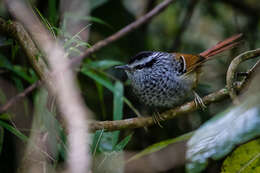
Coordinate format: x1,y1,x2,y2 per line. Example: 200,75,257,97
134,58,156,70
135,64,143,70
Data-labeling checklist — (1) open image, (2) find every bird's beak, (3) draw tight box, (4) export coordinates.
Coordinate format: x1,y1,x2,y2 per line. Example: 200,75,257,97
115,65,131,71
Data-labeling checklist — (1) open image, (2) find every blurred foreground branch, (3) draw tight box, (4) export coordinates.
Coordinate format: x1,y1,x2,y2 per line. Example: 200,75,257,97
4,0,91,173
90,48,260,132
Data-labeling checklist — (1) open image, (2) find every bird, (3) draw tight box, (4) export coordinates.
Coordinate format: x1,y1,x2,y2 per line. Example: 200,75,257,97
116,34,242,113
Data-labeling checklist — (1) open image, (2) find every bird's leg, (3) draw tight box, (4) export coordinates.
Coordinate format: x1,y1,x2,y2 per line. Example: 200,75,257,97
152,111,164,128
193,91,206,110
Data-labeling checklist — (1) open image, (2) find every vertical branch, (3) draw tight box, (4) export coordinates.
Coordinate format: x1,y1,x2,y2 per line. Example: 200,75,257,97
4,1,91,173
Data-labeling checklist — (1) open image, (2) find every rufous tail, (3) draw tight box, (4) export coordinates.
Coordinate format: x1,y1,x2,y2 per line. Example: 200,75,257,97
199,33,243,58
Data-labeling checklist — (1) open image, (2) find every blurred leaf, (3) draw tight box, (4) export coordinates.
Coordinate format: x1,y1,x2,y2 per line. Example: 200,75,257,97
113,81,123,121
91,129,104,155
0,53,36,84
114,133,133,151
128,132,193,162
11,76,24,91
34,7,56,38
186,96,260,173
0,113,11,120
57,126,67,160
81,66,142,118
90,0,109,11
0,127,4,155
221,139,260,173
64,13,112,28
13,65,36,83
111,81,124,147
0,120,27,142
81,68,114,91
87,60,123,70
99,131,116,152
96,83,107,119
64,24,91,51
0,53,12,69
93,151,124,173
48,0,58,25
67,47,82,56
34,89,63,159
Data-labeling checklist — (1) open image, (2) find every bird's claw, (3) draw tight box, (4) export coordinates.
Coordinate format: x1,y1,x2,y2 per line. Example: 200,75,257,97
152,112,164,128
193,91,206,110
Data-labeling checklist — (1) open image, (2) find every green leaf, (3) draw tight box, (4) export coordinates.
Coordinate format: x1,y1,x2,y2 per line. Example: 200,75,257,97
98,131,116,152
0,114,11,120
87,60,123,70
0,54,36,84
90,0,108,11
96,83,107,119
91,129,104,155
64,13,112,28
81,66,142,119
186,96,260,173
221,139,260,173
0,53,13,69
0,120,27,142
11,76,24,91
113,81,123,121
48,0,58,25
111,81,124,147
114,133,133,151
34,7,56,37
81,68,115,92
128,132,193,162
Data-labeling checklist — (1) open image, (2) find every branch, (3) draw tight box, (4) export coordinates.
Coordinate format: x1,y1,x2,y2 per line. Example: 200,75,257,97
226,48,260,104
70,0,176,67
90,49,260,132
4,0,91,172
89,87,229,132
0,17,50,81
0,81,40,113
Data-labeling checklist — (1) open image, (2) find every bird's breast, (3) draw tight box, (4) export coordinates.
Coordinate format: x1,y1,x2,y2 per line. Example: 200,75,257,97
131,70,197,108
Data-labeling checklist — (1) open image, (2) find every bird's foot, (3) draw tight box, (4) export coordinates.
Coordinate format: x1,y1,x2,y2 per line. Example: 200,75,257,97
152,112,164,128
193,91,206,110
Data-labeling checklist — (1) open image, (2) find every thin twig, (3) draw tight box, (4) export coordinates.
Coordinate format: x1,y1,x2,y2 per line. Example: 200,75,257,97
226,48,260,104
70,0,176,67
0,81,41,113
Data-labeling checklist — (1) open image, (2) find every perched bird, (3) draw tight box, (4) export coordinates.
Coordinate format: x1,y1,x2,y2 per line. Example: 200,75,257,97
116,34,242,111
